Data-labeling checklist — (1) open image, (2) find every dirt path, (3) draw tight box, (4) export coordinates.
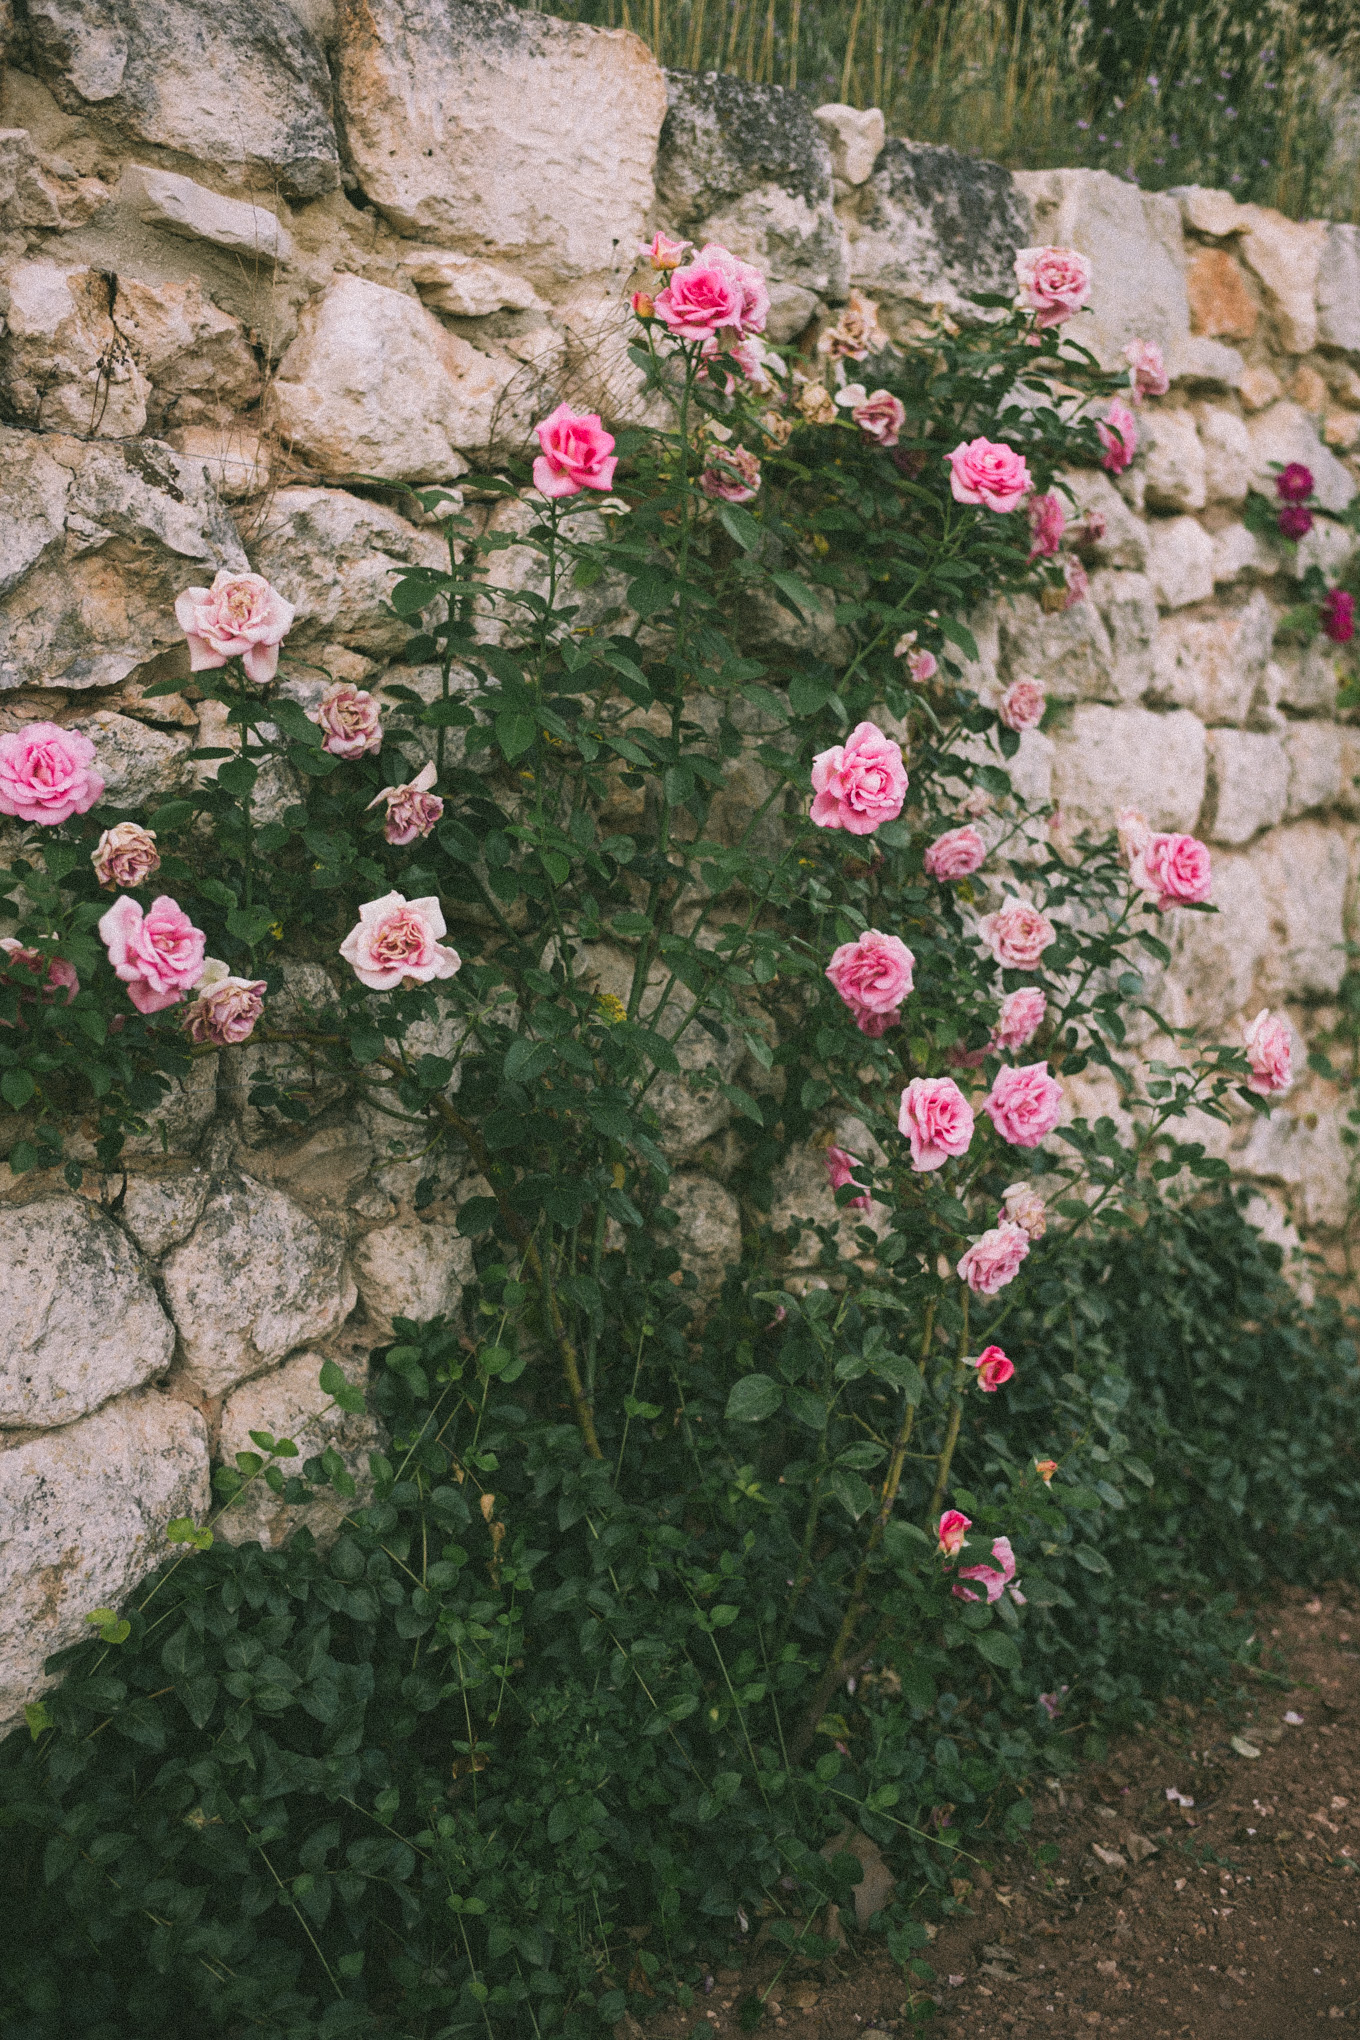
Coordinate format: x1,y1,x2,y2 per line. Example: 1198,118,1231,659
638,1583,1360,2040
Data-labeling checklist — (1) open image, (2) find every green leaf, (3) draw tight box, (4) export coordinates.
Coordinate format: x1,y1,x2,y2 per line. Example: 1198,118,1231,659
769,569,820,618
319,1359,366,1416
827,1468,875,1521
1,1067,35,1108
937,614,980,662
724,1374,782,1423
217,757,258,799
788,672,837,718
496,710,536,762
1072,1544,1112,1575
718,503,763,552
226,905,275,945
974,1630,1022,1671
457,1196,500,1236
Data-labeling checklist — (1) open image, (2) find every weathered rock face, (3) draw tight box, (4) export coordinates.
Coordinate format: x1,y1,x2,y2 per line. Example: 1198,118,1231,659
662,1172,742,1296
351,1221,474,1337
120,164,293,264
1012,168,1190,367
215,1346,380,1549
843,139,1031,325
1050,704,1207,832
250,488,445,655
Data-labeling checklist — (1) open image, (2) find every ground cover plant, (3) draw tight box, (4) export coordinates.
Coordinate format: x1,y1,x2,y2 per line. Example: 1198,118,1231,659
0,240,1357,2038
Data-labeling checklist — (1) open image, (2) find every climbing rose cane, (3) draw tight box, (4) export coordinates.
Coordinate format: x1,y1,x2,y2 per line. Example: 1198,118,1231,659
0,722,104,825
175,570,294,684
810,720,907,834
99,895,207,1015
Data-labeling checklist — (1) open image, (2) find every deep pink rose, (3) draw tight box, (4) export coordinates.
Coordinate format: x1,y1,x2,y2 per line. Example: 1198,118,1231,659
340,890,461,991
0,937,78,1007
0,721,104,825
924,825,986,881
907,647,937,682
654,243,767,339
1135,832,1211,909
999,678,1045,731
947,438,1033,514
967,1344,1015,1392
1000,1181,1047,1238
937,1508,972,1557
954,1534,1021,1604
957,1220,1030,1295
825,1144,872,1213
826,928,915,1026
1014,245,1092,326
1028,491,1065,559
92,821,160,890
1125,337,1169,401
532,402,617,499
898,1075,975,1173
174,571,294,685
1323,588,1355,643
983,1060,1064,1148
1278,503,1313,540
810,720,907,835
1276,462,1314,503
182,971,266,1046
640,231,691,270
1098,398,1138,475
992,987,1047,1053
310,682,382,760
367,761,444,846
1244,1008,1293,1096
697,243,769,335
853,390,906,448
98,894,207,1015
699,444,761,503
978,899,1057,970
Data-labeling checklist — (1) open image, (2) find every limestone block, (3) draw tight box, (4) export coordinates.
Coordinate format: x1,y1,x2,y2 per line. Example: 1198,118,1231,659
1054,467,1148,570
996,589,1116,703
339,0,665,290
662,1173,741,1296
398,250,540,317
241,1123,376,1217
111,273,263,426
1197,406,1251,505
65,710,192,806
1292,516,1356,585
1210,522,1268,584
1240,365,1283,412
116,1165,211,1259
120,163,293,264
1141,409,1206,513
1165,851,1268,1030
1006,725,1055,809
843,138,1028,321
575,944,748,1158
1282,720,1343,819
659,72,848,301
166,423,271,502
1245,403,1355,514
1271,643,1338,717
352,1221,473,1337
1237,208,1325,355
0,260,150,436
1237,1098,1351,1232
160,1174,356,1399
1011,169,1189,368
215,1346,380,1549
769,1128,888,1267
1173,186,1249,238
1340,728,1360,817
272,276,512,482
0,1389,208,1733
1050,704,1206,832
1249,821,1350,999
1202,729,1288,844
1146,516,1216,610
1317,223,1360,354
0,125,111,237
0,1195,175,1427
1166,336,1244,392
1091,571,1158,702
251,488,445,656
1148,593,1274,725
0,427,247,693
27,0,338,198
120,1054,220,1157
1185,247,1257,341
813,103,884,186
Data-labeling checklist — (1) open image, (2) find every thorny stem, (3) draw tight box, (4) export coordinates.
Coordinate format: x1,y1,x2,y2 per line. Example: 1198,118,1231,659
926,1291,972,1525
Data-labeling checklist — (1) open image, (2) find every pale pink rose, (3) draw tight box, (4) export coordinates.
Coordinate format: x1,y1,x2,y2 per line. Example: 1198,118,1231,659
1000,1181,1047,1238
937,1508,972,1557
825,1144,872,1213
340,890,461,991
310,682,383,760
1244,1008,1293,1096
947,437,1033,514
699,444,761,503
90,821,160,892
182,971,266,1046
852,390,906,447
701,334,777,394
1028,490,1066,559
924,824,986,881
1125,337,1170,402
1014,245,1093,327
1062,556,1089,607
367,760,444,846
98,894,207,1015
954,1533,1021,1603
1098,397,1138,476
1135,831,1212,909
532,403,618,499
810,720,907,836
957,1220,1030,1295
698,243,769,335
825,928,915,1025
1116,806,1151,870
0,937,78,1005
0,721,104,826
967,1344,1015,1392
999,678,1045,731
640,231,691,270
898,1075,975,1173
907,647,937,682
992,987,1047,1053
174,571,295,685
959,787,992,819
978,899,1057,971
983,1060,1064,1148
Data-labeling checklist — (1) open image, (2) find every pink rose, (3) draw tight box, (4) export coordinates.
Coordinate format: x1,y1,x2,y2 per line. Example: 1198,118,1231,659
947,437,1033,514
1028,490,1066,559
1034,1459,1058,1485
825,1144,872,1213
924,825,986,881
1014,245,1093,327
340,890,461,991
992,987,1047,1054
532,402,618,499
1323,588,1355,643
810,720,907,836
310,682,382,760
654,243,767,339
640,231,691,270
825,928,915,1026
92,821,160,891
1062,557,1089,607
967,1344,1015,1392
907,647,937,682
957,1220,1030,1295
182,968,266,1046
854,1007,901,1039
98,894,207,1015
954,1534,1021,1604
1000,1181,1047,1238
1276,463,1314,503
698,243,769,336
983,1060,1064,1148
0,721,104,826
1278,503,1314,541
1135,832,1211,909
1098,398,1138,476
1116,807,1151,870
998,678,1045,731
699,444,761,503
937,1508,972,1557
852,390,906,447
631,289,655,319
0,937,78,1007
1125,337,1169,402
1244,1008,1293,1096
898,1075,975,1173
174,571,294,685
367,760,444,846
978,898,1057,971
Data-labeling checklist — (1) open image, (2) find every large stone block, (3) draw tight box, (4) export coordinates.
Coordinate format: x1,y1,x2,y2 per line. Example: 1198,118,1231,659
1011,168,1189,368
1249,821,1350,1000
1317,223,1360,353
1054,467,1148,570
1091,570,1158,702
26,0,339,199
1245,402,1355,514
215,1346,380,1549
1196,405,1251,506
351,1221,473,1337
812,103,884,186
1282,720,1343,820
1165,850,1268,1031
1237,207,1325,355
842,138,1029,323
996,588,1116,703
1202,728,1288,844
120,163,293,264
251,488,445,656
338,0,666,290
1148,593,1275,726
1050,704,1206,832
662,1173,741,1297
116,1165,212,1260
1237,1093,1351,1232
1140,408,1206,513
63,709,193,807
1146,515,1216,610
0,1196,175,1428
0,1389,208,1733
1185,246,1258,341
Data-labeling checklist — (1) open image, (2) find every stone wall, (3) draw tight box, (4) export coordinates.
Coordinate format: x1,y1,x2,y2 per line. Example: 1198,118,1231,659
1,0,1358,1732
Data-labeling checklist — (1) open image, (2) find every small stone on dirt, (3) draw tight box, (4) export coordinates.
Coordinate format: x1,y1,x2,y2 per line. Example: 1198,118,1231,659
1091,1844,1127,1869
1126,1832,1159,1862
